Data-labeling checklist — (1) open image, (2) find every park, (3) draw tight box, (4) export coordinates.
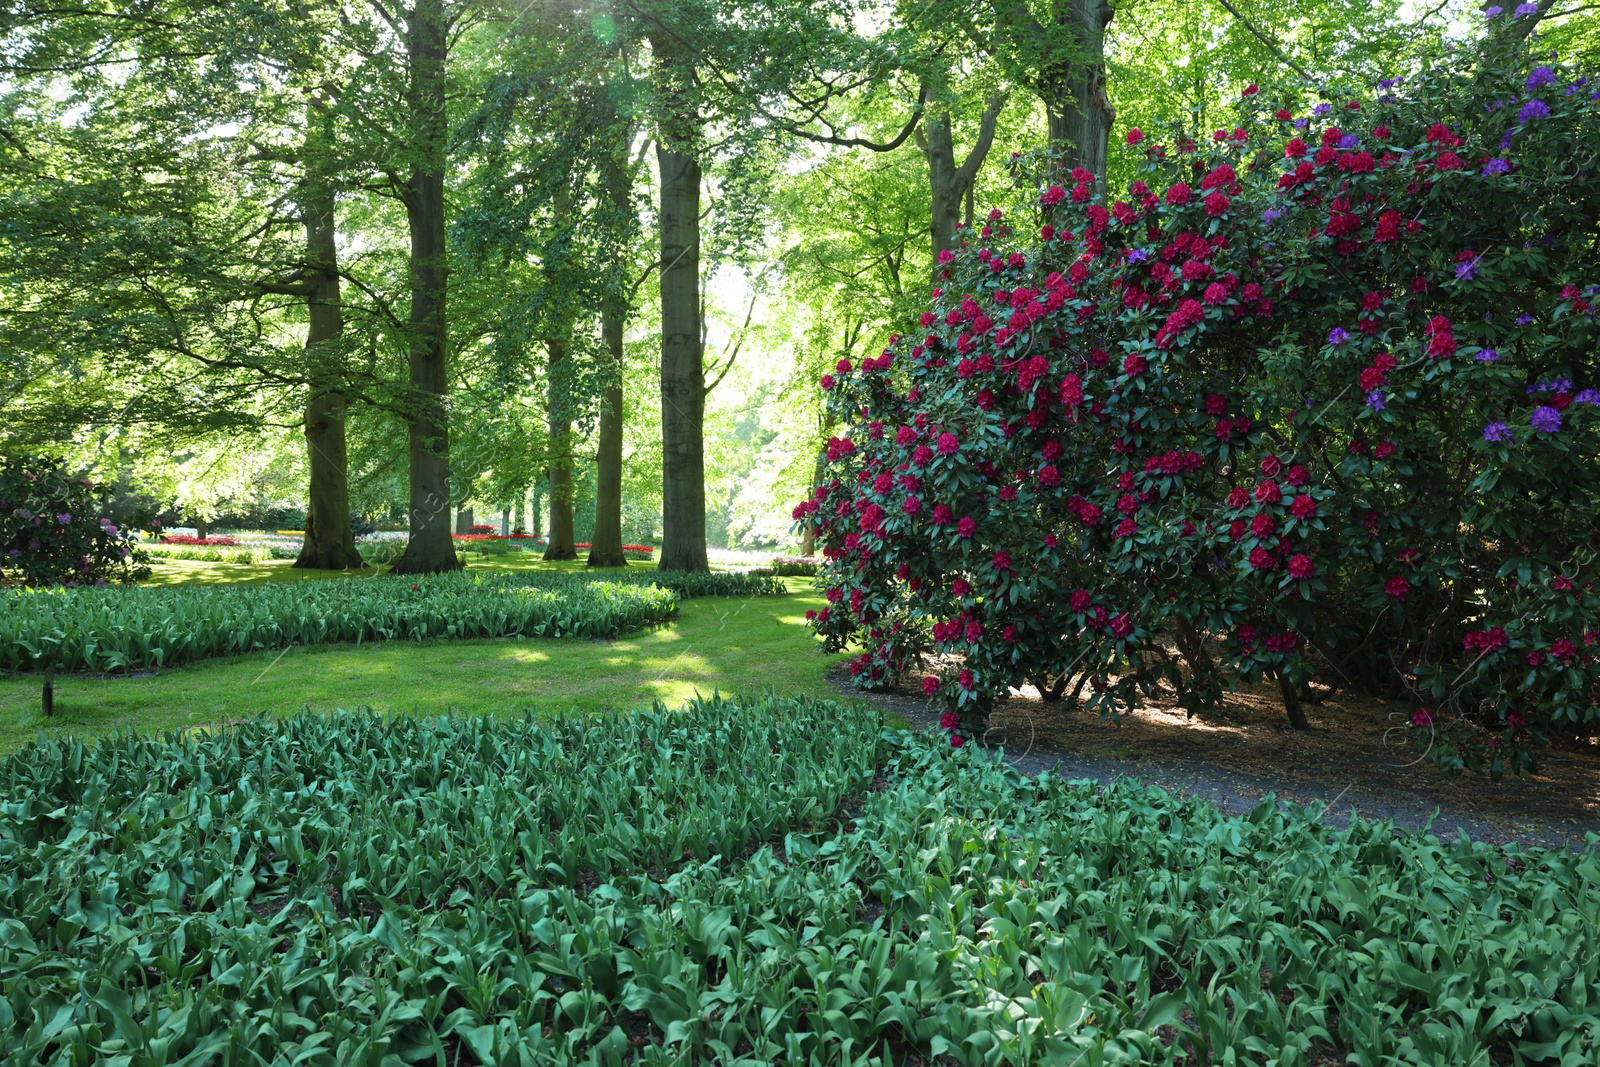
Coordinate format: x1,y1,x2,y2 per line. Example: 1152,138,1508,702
1,0,1599,1062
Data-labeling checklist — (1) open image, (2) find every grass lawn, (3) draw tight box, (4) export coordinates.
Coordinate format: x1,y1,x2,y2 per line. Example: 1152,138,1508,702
0,558,861,752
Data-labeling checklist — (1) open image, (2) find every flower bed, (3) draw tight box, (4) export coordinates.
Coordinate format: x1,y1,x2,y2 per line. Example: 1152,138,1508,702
0,572,678,673
770,555,821,576
1,569,784,673
3,699,1596,1063
157,534,240,547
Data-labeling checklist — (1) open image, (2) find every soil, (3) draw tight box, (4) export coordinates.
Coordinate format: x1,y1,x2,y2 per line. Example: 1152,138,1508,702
832,665,1600,851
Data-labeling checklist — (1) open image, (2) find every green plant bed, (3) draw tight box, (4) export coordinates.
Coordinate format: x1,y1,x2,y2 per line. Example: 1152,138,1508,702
3,700,1596,1065
0,571,679,674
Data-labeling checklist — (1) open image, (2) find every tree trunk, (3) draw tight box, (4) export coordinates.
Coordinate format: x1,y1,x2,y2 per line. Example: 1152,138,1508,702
392,0,460,575
925,111,962,265
294,176,363,571
589,301,628,568
194,517,209,540
1041,0,1116,183
918,94,1004,276
543,338,578,561
500,508,509,536
654,82,709,573
589,142,632,570
1278,673,1311,731
455,507,473,535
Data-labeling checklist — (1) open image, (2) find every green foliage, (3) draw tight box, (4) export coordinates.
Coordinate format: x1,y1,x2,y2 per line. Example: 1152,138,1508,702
3,701,1597,1063
636,568,787,599
0,572,679,674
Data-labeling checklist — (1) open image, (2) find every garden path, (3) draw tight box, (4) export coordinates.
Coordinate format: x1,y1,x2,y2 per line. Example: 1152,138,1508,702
838,668,1600,851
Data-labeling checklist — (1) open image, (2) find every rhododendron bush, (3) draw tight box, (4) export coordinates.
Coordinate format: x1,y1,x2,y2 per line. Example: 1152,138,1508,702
1,456,150,588
799,46,1600,778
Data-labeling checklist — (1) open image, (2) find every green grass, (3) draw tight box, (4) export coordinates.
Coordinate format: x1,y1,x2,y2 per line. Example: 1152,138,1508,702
0,572,848,752
4,698,1596,1064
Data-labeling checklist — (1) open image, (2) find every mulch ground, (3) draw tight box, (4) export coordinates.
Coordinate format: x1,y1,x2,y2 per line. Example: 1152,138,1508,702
835,664,1600,851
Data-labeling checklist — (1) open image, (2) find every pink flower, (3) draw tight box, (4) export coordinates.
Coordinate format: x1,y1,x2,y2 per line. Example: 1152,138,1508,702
1038,464,1060,487
1165,182,1193,206
957,516,976,537
1290,495,1317,519
950,734,966,748
937,432,961,455
1110,613,1133,638
958,669,974,691
1070,589,1092,612
1412,707,1433,728
819,374,834,390
1249,547,1277,571
1288,554,1314,579
1384,575,1411,600
939,709,958,727
836,358,853,374
902,496,923,515
1125,128,1144,146
992,550,1012,570
1255,480,1281,505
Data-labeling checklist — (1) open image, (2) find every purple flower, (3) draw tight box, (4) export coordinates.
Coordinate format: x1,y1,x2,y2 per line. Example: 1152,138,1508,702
1262,207,1283,224
1531,406,1563,433
1293,118,1309,130
1338,134,1361,149
1516,313,1534,325
1476,349,1500,361
1312,103,1332,117
1575,389,1600,405
1483,422,1512,442
1482,158,1511,176
1483,4,1503,16
1514,1,1540,13
1520,99,1552,121
1455,257,1480,281
1127,248,1149,262
1366,390,1386,411
57,513,71,524
1327,327,1351,346
1553,377,1573,391
1527,67,1557,89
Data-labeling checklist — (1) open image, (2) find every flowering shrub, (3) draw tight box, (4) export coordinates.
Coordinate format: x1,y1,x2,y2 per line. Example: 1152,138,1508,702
800,42,1600,777
0,456,149,587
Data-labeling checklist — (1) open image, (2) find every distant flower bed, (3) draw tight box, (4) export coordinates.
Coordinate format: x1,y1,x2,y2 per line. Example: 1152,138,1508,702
769,555,821,576
159,534,240,547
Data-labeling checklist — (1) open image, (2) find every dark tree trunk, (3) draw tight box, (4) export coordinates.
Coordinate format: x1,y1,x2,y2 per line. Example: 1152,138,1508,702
194,517,209,540
294,178,363,571
455,507,473,535
1278,673,1311,731
919,94,1004,275
589,301,628,568
1043,1,1116,182
392,0,460,575
653,50,709,573
500,508,509,536
543,338,578,561
925,112,962,264
589,143,632,570
41,668,53,716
